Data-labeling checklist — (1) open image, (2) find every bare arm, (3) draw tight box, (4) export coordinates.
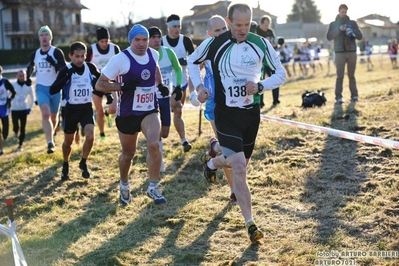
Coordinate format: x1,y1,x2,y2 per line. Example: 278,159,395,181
95,73,122,93
155,66,162,86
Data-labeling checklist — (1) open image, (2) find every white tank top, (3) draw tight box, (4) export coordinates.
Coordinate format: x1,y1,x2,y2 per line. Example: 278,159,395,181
66,63,93,105
157,46,174,98
34,46,58,86
90,43,116,70
162,35,188,86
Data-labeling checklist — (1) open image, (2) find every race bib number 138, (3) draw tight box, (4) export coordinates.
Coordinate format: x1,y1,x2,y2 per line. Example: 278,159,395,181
224,77,253,107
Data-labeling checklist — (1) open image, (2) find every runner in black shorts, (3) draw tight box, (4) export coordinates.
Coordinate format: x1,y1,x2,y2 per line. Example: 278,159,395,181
96,24,170,206
50,41,101,181
187,3,286,242
86,27,120,141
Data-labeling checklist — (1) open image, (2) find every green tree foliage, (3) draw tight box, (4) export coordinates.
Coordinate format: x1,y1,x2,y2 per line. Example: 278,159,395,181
286,0,321,23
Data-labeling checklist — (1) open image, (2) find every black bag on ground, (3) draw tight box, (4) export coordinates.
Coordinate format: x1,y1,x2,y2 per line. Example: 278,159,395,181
301,90,327,108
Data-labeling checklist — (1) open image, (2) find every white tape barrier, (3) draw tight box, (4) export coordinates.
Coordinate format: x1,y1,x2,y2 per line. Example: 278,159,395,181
0,221,27,266
261,115,399,149
281,53,397,67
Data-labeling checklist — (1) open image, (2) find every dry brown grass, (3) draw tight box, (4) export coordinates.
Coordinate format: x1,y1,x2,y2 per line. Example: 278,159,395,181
1,56,399,266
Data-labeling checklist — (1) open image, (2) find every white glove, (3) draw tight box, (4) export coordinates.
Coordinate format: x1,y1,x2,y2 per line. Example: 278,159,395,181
190,91,201,107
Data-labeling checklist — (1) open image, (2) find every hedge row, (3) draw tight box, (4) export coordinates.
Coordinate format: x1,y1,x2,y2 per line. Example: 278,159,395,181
0,41,130,66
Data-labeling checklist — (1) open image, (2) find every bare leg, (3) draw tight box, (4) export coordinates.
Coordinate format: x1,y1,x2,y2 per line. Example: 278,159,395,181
141,113,162,182
93,94,105,137
40,104,54,143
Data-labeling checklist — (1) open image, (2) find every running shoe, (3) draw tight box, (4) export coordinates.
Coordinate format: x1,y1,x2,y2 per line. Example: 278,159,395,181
105,113,112,128
61,173,69,181
47,142,55,154
208,137,219,158
120,186,132,205
230,192,237,205
79,162,90,178
61,165,69,181
182,141,192,153
336,98,345,104
17,146,23,152
247,221,264,243
202,156,217,183
147,185,167,204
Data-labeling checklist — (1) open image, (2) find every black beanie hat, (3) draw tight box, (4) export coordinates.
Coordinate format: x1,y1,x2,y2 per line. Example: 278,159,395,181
96,27,110,41
148,26,162,38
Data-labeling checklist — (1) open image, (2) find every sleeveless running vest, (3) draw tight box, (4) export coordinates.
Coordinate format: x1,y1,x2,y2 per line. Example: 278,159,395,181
90,43,117,70
118,49,158,117
34,46,58,86
162,35,188,86
64,63,93,105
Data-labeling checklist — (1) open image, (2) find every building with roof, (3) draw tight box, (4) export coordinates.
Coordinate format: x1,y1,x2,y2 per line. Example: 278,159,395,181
357,14,398,44
182,1,277,41
0,0,87,49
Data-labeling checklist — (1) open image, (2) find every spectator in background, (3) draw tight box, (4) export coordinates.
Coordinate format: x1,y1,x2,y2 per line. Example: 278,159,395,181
256,15,275,40
358,39,366,64
326,4,363,104
26,25,67,153
326,43,335,76
300,42,312,77
364,40,373,71
388,38,398,69
86,27,120,140
0,65,16,155
11,70,34,152
312,42,323,72
280,44,292,77
292,43,302,76
256,15,281,106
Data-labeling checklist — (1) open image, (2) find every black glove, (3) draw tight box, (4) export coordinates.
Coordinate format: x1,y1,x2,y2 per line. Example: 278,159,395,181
120,79,139,92
35,100,38,106
6,98,11,109
178,58,187,66
172,86,182,101
105,93,113,104
45,54,57,67
25,79,32,86
157,83,169,98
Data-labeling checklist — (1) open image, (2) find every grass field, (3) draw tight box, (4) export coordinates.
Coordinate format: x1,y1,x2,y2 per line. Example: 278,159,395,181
1,55,399,266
